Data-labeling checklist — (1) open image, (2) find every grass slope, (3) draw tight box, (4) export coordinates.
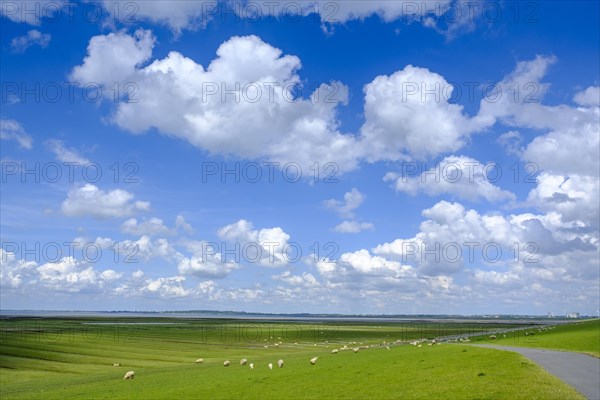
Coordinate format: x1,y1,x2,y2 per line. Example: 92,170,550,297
476,319,600,357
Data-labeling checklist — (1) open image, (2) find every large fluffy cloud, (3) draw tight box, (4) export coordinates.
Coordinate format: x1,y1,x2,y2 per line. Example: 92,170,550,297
70,29,155,86
360,66,489,160
71,32,360,174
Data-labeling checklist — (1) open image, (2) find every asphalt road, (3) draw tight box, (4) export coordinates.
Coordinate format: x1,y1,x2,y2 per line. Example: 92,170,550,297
473,344,600,400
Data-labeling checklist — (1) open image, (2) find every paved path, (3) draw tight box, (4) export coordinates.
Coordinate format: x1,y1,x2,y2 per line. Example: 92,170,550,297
472,345,600,400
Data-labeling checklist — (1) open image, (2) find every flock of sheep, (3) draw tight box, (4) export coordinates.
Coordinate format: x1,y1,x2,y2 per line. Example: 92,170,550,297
118,327,552,380
117,340,393,380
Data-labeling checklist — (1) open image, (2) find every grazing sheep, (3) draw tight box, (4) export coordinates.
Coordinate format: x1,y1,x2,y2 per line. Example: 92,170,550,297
278,359,284,368
489,335,497,340
274,343,279,347
123,371,135,380
195,359,203,364
386,346,390,350
113,363,121,367
310,357,318,365
331,349,338,354
224,360,230,367
525,332,529,336
353,347,359,353
268,363,273,370
240,358,247,366
418,344,422,348
250,363,254,369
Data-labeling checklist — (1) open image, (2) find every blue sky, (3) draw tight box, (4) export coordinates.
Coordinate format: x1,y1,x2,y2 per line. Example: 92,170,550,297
1,1,599,315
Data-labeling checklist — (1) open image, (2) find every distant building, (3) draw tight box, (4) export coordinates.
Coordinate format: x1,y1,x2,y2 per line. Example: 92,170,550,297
566,312,580,318
547,312,554,318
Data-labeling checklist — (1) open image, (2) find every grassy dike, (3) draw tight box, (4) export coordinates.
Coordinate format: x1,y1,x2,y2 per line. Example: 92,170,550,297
0,318,587,399
475,319,600,357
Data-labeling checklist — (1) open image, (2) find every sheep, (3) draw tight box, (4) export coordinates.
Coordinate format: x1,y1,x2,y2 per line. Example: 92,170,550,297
278,359,284,368
353,347,359,353
224,360,230,367
489,335,497,340
274,343,279,347
249,363,254,369
268,363,273,370
195,359,203,364
331,349,338,354
418,344,422,348
240,358,247,366
310,357,318,365
113,363,121,367
386,346,390,350
123,371,135,380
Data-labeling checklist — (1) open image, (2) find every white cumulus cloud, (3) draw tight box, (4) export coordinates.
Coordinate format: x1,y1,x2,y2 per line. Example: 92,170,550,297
61,184,150,218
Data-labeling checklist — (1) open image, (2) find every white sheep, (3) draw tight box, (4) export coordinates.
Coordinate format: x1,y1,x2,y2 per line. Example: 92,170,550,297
113,363,121,367
249,363,254,369
331,349,338,354
195,359,203,364
123,371,135,380
278,359,284,368
418,344,422,348
353,347,359,353
224,360,230,367
310,357,318,365
240,358,247,366
268,363,273,370
386,346,390,350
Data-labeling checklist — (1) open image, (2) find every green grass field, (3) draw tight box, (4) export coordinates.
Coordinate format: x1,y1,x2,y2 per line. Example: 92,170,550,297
0,318,588,399
475,319,600,357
